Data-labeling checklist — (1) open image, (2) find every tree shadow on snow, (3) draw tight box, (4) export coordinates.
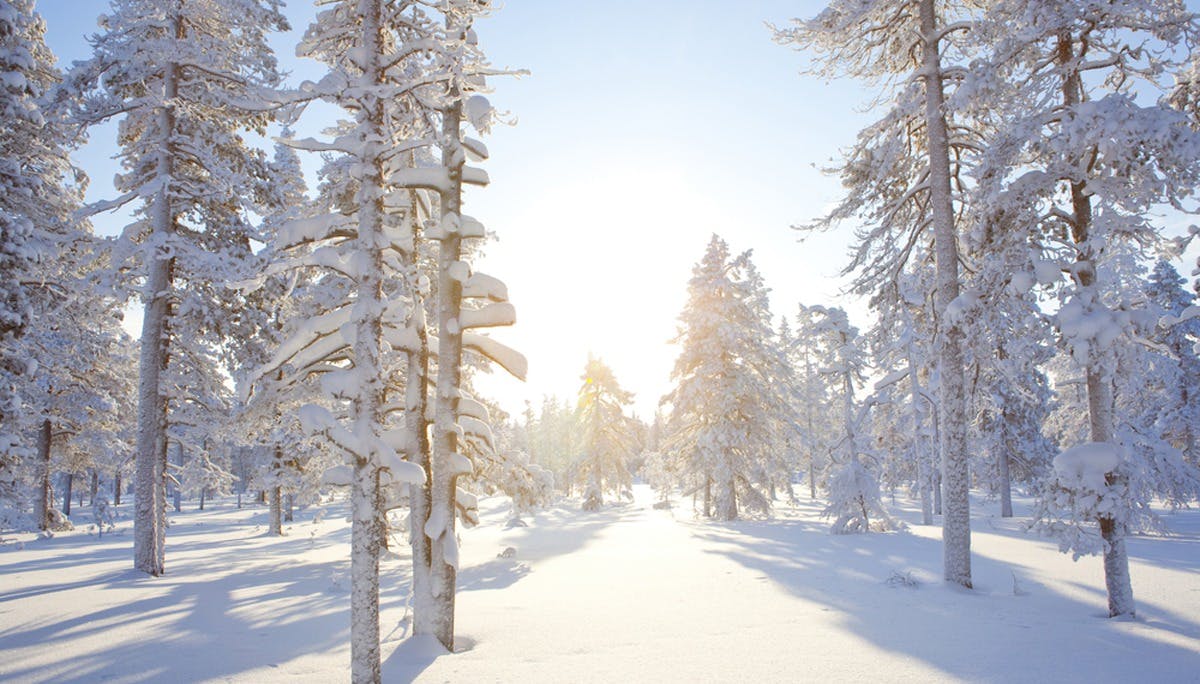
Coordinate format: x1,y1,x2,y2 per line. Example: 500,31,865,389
0,506,416,683
686,510,1200,683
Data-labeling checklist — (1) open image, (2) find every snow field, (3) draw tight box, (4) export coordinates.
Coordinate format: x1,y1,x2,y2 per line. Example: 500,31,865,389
2,486,1198,682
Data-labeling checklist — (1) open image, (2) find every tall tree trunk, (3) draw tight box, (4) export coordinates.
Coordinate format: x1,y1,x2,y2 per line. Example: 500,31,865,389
113,472,121,506
1056,31,1134,618
285,494,294,522
90,470,99,507
349,3,387,678
407,236,435,635
134,19,180,577
428,14,474,650
34,418,51,530
199,487,205,511
920,0,971,588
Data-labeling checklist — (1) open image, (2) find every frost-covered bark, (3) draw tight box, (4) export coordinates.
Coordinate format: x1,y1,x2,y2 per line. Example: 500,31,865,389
776,0,975,585
975,0,1200,618
429,55,467,650
917,0,971,589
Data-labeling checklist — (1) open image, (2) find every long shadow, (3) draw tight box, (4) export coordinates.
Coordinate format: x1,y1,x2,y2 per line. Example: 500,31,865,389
688,510,1200,682
0,502,420,683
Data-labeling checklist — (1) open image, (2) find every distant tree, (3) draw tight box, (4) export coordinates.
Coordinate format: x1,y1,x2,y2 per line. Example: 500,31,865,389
574,357,637,510
811,306,896,533
662,236,791,521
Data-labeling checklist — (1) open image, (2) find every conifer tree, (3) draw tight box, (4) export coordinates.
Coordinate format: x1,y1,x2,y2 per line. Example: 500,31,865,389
574,356,636,510
65,0,288,576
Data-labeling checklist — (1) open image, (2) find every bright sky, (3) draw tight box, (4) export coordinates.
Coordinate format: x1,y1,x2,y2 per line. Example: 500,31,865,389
41,1,877,419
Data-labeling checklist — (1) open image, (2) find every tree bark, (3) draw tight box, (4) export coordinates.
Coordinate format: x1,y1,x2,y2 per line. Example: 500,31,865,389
920,0,971,588
113,472,121,506
349,3,387,678
34,418,51,530
407,183,435,638
428,14,473,649
998,443,1013,518
134,16,180,577
62,471,73,516
1055,30,1134,618
268,484,282,536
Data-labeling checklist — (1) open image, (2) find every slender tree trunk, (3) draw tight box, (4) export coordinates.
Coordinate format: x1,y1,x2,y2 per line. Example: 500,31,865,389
933,468,943,516
268,444,283,536
134,21,180,576
998,443,1013,518
911,363,933,525
113,472,121,506
703,475,712,518
920,0,971,588
350,4,387,678
1055,31,1133,618
34,418,51,530
90,470,99,507
428,14,474,649
199,487,205,511
407,260,434,636
269,485,282,536
285,494,294,522
172,441,182,513
62,472,73,516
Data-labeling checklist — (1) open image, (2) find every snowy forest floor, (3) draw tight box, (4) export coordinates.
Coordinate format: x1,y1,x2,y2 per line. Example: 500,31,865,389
1,486,1198,683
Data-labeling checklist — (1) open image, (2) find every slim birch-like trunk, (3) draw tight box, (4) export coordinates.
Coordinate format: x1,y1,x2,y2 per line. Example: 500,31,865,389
430,68,466,653
919,0,971,588
34,418,50,530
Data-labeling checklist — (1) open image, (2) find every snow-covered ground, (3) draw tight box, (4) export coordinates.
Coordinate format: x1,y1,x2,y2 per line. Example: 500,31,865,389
2,486,1197,682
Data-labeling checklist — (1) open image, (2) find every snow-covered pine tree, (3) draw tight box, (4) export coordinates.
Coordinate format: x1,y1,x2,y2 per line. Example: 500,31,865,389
662,236,791,521
972,0,1200,617
958,214,1056,518
1144,260,1200,467
775,0,977,586
526,395,576,493
574,356,636,511
64,0,288,575
811,306,896,533
0,0,87,529
867,273,938,524
790,304,839,500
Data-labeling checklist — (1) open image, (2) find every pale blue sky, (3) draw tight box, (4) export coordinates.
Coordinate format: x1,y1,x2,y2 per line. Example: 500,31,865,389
40,1,877,418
